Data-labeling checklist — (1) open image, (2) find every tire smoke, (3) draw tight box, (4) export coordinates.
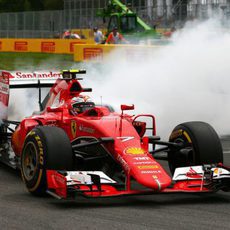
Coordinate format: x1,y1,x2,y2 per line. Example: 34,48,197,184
85,18,230,138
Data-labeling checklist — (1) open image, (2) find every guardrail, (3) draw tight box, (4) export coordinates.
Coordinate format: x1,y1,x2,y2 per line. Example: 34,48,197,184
73,44,162,62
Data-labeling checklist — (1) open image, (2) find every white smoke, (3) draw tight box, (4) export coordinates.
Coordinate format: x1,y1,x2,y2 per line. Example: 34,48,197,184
8,89,39,120
0,102,8,121
84,18,230,138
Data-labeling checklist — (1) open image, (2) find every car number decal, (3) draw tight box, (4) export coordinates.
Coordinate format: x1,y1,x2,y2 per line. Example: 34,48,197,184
117,136,134,142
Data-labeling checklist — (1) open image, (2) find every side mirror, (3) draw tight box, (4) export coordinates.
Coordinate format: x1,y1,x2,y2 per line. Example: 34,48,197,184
121,104,134,111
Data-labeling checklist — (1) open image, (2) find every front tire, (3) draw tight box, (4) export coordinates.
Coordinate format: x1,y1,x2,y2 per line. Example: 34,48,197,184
21,126,73,196
168,121,223,175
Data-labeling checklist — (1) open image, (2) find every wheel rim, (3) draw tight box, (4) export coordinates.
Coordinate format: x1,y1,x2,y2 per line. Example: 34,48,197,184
22,142,39,181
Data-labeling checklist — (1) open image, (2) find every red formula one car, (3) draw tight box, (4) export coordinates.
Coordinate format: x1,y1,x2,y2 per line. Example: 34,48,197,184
0,69,229,199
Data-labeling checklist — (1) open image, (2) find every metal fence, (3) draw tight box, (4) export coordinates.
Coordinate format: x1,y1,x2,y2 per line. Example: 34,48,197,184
0,11,64,38
0,1,230,38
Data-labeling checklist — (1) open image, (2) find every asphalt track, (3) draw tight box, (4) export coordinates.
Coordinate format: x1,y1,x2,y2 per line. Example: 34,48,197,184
0,141,230,230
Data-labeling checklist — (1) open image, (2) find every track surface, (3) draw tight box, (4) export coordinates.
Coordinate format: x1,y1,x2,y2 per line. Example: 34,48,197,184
0,143,230,230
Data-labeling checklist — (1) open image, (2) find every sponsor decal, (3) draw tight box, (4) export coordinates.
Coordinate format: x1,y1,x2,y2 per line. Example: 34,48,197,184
14,41,28,51
186,167,203,179
11,71,61,79
137,165,159,170
41,42,55,52
29,131,36,136
214,168,220,174
83,48,103,60
0,72,10,84
70,41,86,52
0,72,10,106
134,157,150,160
133,161,153,165
213,168,222,176
34,135,44,165
79,124,95,134
53,173,66,185
152,175,158,179
1,72,11,81
71,120,77,138
124,147,145,155
117,136,134,142
141,170,161,174
0,82,9,94
125,49,149,61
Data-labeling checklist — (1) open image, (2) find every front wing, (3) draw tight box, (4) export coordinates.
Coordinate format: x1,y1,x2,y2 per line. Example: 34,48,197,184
46,164,230,199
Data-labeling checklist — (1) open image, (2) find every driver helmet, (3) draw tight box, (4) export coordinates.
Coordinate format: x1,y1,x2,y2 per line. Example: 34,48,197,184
71,95,95,114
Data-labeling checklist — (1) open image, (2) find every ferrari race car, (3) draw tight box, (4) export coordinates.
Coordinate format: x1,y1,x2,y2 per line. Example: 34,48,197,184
0,69,229,199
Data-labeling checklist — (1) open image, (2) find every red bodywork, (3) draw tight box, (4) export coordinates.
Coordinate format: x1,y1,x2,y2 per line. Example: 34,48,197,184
11,77,173,193
7,74,229,199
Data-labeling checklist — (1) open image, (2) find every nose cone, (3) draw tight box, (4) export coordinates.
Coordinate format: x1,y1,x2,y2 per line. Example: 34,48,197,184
123,153,172,191
133,168,172,191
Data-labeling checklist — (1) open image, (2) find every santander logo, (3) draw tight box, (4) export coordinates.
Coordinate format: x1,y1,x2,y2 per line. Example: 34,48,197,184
10,71,62,79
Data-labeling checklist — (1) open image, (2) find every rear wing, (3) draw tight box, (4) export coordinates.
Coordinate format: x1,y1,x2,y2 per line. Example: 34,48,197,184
4,69,87,88
9,71,62,89
0,69,88,118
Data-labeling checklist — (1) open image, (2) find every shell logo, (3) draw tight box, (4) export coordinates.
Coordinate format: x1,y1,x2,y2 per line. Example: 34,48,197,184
214,168,222,174
125,147,145,155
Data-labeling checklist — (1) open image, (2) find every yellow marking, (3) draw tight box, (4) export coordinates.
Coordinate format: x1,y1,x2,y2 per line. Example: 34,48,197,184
37,140,42,148
183,131,192,143
35,135,41,141
29,169,43,192
138,165,159,169
125,147,145,155
29,131,35,136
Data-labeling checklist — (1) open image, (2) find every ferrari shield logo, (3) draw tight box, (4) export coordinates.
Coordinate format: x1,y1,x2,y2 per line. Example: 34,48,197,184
71,120,77,138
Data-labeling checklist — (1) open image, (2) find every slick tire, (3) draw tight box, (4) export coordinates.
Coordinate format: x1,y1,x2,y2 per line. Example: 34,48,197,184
21,126,73,196
168,121,223,175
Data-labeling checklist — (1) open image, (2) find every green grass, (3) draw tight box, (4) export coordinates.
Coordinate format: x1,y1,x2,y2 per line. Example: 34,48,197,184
0,52,77,70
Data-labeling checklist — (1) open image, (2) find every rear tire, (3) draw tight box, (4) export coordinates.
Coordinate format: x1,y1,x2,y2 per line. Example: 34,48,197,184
168,121,223,175
21,126,73,196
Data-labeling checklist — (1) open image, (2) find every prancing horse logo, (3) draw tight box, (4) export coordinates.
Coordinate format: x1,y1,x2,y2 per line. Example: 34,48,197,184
71,120,77,138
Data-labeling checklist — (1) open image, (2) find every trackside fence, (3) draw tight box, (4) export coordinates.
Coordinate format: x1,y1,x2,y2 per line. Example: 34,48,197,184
0,3,230,38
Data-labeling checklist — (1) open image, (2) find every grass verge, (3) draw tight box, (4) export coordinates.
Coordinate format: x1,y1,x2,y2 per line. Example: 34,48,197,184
0,52,76,70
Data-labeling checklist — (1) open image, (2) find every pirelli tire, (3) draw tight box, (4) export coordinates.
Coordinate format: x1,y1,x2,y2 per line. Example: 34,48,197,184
168,121,223,175
21,126,74,196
